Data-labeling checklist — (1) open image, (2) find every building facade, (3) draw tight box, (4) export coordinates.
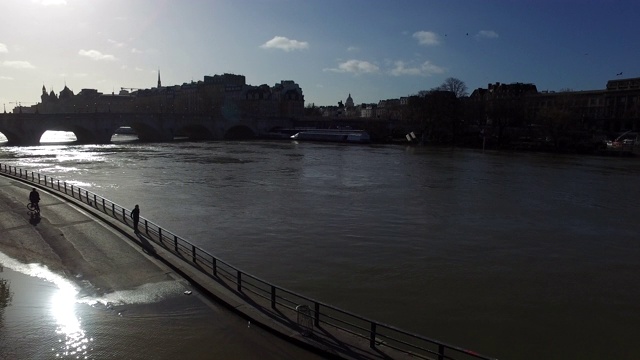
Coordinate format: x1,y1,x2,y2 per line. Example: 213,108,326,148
22,73,305,119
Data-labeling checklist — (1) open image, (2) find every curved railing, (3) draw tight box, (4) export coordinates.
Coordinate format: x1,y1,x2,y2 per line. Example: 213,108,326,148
0,163,496,360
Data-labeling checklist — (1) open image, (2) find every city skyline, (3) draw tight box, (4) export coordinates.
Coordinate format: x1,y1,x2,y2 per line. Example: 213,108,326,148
1,0,639,110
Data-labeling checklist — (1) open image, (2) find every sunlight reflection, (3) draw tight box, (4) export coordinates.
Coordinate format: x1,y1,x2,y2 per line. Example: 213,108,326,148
51,282,92,358
0,253,92,358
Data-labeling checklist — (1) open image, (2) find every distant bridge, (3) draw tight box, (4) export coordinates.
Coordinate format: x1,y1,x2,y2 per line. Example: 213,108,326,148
0,112,294,145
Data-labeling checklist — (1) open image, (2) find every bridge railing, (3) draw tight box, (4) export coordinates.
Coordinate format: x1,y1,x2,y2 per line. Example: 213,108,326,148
0,163,496,360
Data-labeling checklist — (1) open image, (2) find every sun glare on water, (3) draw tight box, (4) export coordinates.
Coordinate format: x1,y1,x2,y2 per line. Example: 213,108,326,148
0,253,93,357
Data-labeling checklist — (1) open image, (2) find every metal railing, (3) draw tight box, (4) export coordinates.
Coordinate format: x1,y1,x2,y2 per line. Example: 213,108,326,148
0,162,496,360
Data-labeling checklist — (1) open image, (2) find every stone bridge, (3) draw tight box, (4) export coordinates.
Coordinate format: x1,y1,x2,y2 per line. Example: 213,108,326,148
0,112,294,145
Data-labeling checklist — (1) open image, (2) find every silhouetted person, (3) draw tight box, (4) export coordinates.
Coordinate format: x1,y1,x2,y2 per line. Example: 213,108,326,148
130,204,140,233
29,188,40,213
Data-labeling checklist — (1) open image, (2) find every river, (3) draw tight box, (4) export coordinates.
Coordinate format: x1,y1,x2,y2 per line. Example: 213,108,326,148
1,132,639,359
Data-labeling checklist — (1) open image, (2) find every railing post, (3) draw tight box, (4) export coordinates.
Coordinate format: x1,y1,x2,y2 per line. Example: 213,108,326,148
38,173,40,183
122,208,126,221
57,180,60,190
64,182,67,194
158,228,162,241
237,271,242,292
70,184,74,197
85,190,89,203
369,322,377,348
314,302,320,327
212,257,217,276
174,235,178,252
438,344,445,360
145,220,148,234
93,194,97,207
192,245,196,263
271,286,276,309
112,203,115,216
102,198,105,210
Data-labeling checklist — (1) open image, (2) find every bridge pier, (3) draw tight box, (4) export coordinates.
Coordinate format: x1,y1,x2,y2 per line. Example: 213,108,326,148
2,129,45,146
74,127,117,144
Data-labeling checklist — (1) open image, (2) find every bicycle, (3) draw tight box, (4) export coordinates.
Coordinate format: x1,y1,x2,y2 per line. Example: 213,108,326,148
27,202,40,217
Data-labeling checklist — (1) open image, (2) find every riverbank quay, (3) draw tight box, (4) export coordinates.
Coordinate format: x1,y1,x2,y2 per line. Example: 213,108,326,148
0,164,497,360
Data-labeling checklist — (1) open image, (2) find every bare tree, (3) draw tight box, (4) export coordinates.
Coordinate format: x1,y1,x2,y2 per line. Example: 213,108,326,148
436,77,468,98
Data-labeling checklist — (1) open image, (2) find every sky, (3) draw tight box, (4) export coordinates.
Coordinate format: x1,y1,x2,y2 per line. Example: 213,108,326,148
1,0,639,110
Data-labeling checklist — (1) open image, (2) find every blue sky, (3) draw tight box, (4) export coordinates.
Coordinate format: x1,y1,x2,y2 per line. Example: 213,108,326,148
1,0,639,109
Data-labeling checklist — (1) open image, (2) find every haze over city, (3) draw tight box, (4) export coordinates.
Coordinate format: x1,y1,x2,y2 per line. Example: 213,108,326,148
1,0,639,109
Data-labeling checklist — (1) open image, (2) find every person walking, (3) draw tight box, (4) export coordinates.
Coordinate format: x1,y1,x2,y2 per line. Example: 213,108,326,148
130,204,140,233
29,188,40,213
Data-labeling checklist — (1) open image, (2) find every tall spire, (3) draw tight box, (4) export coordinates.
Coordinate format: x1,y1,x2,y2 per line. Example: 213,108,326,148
157,69,161,88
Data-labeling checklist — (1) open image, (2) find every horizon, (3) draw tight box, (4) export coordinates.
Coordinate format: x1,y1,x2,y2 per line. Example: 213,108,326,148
1,0,639,109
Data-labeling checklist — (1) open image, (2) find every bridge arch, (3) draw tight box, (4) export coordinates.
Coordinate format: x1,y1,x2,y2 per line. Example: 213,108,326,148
223,125,256,140
176,124,215,140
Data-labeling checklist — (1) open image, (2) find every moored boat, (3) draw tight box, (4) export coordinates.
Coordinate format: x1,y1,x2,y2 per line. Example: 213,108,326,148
290,129,371,143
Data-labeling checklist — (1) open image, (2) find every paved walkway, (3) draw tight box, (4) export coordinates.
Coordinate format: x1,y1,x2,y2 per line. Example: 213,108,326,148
0,172,430,360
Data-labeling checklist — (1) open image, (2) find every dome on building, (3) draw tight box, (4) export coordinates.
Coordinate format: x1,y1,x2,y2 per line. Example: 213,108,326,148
345,93,354,108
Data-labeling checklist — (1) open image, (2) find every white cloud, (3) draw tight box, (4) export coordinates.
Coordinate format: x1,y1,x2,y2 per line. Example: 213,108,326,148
32,0,67,5
2,60,36,69
131,48,143,54
0,76,14,80
0,43,7,53
108,39,125,47
347,46,360,52
78,49,116,61
412,31,440,46
260,36,309,52
391,60,444,77
476,30,499,39
325,59,380,75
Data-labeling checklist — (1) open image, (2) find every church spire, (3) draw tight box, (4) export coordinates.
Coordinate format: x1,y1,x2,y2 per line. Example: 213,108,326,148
157,69,161,88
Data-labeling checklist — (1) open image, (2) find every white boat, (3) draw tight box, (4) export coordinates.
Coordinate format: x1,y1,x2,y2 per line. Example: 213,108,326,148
290,129,371,143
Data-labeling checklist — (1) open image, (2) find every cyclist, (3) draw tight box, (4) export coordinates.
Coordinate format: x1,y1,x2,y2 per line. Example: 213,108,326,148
29,188,40,213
